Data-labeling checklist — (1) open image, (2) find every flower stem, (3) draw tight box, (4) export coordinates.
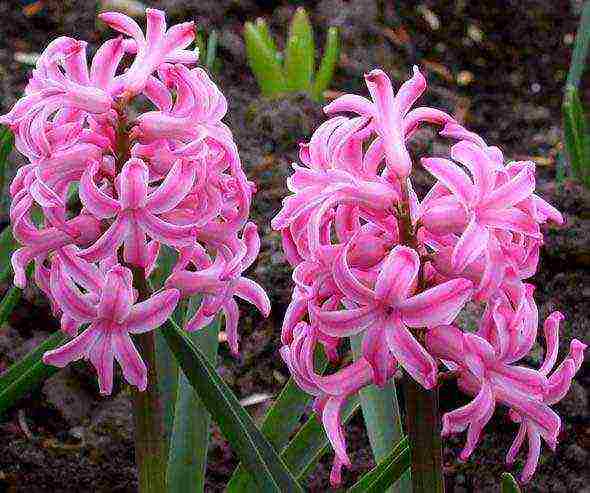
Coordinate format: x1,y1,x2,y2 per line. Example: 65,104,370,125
131,268,167,493
403,373,445,493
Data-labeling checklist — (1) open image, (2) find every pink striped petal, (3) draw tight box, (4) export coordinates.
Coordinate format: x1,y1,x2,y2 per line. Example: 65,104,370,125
375,245,419,305
145,158,195,214
234,278,271,317
43,325,100,367
223,299,239,355
313,304,378,337
78,214,129,262
400,279,473,328
112,332,148,391
89,331,115,395
451,217,489,273
480,164,535,210
120,158,149,209
126,288,180,333
421,157,475,206
477,207,540,237
332,242,375,305
539,311,563,376
450,140,495,201
97,265,134,322
79,162,120,218
50,260,97,321
136,210,196,246
385,315,437,389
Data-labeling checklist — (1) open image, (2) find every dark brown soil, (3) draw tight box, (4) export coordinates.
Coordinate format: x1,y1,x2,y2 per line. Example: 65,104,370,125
0,1,588,492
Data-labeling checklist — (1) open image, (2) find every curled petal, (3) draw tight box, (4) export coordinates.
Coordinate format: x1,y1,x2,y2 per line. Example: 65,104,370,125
112,332,148,391
126,288,180,333
375,245,419,305
399,279,473,328
234,278,271,317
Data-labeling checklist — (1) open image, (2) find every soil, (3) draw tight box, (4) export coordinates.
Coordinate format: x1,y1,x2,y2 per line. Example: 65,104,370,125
0,1,588,492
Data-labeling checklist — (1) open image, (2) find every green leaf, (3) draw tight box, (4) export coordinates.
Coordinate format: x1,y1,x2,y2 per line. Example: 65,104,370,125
205,30,218,70
167,316,220,492
281,395,360,480
150,246,180,445
244,21,287,96
160,319,304,492
0,332,67,416
0,126,14,192
254,18,279,61
501,472,522,493
226,349,329,491
346,437,410,493
0,285,22,329
284,7,315,92
350,334,410,492
563,85,589,185
312,26,339,101
0,227,19,283
567,0,590,88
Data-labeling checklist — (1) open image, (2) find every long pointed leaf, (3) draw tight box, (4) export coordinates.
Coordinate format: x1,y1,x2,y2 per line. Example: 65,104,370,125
0,332,67,416
226,349,329,491
346,437,410,493
312,26,340,101
567,0,590,88
244,21,286,96
563,85,589,184
284,7,315,92
205,30,218,70
160,319,304,492
281,395,360,481
254,18,280,61
167,317,220,492
0,227,19,283
0,126,14,194
350,334,410,492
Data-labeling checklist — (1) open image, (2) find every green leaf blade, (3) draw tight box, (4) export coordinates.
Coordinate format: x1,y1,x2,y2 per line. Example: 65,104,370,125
0,332,67,416
244,21,286,96
312,26,339,101
284,7,315,93
226,350,329,492
350,334,410,492
346,437,410,493
167,318,220,492
161,320,304,493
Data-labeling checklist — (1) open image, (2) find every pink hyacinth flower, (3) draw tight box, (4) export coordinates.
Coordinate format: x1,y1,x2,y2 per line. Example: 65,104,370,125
44,257,179,394
313,242,473,389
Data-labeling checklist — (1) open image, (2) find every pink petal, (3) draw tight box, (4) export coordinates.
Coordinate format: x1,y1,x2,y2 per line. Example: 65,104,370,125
145,158,195,214
332,243,375,305
120,158,149,209
313,304,379,338
539,311,563,376
78,214,129,262
481,163,535,210
90,37,125,91
362,323,392,387
136,210,196,246
223,299,239,355
89,331,115,395
79,162,120,218
400,279,473,328
50,260,97,321
450,140,496,201
233,278,271,317
451,217,489,273
421,157,475,206
43,325,100,367
385,315,437,389
97,265,134,322
375,245,419,305
99,12,145,41
112,332,148,391
323,94,375,116
477,207,540,237
126,288,180,333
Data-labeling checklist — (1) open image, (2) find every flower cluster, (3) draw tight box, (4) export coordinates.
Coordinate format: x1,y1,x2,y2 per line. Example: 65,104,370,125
273,67,586,484
0,9,269,395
